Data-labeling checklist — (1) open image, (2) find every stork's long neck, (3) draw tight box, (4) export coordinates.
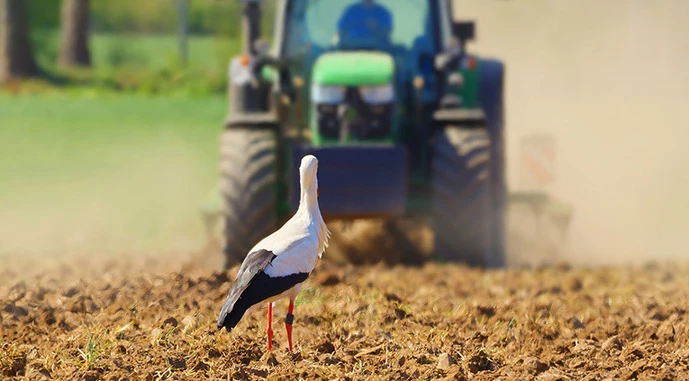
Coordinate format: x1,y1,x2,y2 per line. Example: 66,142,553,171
298,175,330,256
299,166,321,209
299,181,319,212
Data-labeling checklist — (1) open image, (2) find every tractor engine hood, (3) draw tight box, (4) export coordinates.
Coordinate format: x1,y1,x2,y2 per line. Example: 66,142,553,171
312,51,394,86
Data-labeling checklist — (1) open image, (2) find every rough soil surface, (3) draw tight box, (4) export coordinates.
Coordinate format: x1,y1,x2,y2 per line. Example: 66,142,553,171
2,258,688,380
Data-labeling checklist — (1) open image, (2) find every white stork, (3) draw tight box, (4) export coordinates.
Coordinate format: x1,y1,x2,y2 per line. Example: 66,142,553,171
217,154,330,352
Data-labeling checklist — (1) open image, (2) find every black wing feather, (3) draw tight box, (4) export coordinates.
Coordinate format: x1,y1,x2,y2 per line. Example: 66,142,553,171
218,271,309,331
216,249,275,329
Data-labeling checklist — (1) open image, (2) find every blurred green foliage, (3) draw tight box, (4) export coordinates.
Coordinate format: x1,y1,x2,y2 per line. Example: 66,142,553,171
26,0,61,29
24,32,239,96
27,0,276,37
21,0,277,95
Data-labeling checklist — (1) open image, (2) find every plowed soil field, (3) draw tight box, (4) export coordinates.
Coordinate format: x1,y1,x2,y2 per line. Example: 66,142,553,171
2,256,688,380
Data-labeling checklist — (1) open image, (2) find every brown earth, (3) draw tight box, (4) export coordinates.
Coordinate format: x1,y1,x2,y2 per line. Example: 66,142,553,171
2,255,688,380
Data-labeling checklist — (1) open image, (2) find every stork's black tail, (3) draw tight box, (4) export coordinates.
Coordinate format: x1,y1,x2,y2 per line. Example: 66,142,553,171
217,249,277,331
217,299,249,331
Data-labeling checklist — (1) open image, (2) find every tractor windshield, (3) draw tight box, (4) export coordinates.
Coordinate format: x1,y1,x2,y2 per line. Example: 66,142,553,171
284,0,434,56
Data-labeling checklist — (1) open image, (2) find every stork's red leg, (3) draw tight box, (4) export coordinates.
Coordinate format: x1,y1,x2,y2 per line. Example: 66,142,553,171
266,302,273,351
285,298,295,353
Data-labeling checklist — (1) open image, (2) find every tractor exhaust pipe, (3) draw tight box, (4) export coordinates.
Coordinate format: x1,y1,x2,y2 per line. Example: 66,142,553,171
241,1,261,55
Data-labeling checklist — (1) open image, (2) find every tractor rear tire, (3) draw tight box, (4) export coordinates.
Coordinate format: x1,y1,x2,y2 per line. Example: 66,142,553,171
478,58,507,267
220,128,277,269
432,126,496,267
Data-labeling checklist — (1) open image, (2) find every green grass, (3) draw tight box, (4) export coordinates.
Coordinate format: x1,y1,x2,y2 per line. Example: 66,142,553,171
0,93,226,257
0,31,239,257
78,333,104,368
29,31,242,96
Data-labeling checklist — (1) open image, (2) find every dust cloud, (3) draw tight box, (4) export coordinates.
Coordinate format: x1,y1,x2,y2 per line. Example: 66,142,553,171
0,135,218,277
456,0,689,265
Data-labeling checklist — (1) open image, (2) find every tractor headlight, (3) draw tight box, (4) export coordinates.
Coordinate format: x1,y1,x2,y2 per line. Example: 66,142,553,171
311,84,345,104
316,104,340,139
359,84,393,104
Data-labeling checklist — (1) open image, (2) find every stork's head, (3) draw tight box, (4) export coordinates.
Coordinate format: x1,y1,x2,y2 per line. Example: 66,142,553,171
299,155,319,197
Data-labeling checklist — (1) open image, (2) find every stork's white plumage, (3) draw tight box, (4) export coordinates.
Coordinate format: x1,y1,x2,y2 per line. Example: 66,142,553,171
217,154,330,352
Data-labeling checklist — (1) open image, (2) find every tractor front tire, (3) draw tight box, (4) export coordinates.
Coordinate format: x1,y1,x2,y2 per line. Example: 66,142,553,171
432,126,496,267
220,128,277,269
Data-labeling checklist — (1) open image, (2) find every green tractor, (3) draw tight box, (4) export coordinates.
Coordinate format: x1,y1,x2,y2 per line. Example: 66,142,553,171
210,0,507,269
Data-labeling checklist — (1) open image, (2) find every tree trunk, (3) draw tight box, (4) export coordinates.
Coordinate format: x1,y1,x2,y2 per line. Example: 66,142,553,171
58,0,90,68
176,0,188,65
0,0,39,83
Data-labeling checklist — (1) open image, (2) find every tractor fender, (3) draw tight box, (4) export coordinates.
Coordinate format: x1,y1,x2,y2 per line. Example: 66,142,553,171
477,58,505,144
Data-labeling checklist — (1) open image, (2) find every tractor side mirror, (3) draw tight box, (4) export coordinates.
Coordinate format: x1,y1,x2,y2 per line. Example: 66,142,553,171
452,21,475,43
249,44,297,103
250,38,280,80
434,36,462,72
253,38,271,57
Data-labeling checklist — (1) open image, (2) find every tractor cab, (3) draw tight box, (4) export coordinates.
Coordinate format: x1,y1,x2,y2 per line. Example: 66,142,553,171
275,0,464,144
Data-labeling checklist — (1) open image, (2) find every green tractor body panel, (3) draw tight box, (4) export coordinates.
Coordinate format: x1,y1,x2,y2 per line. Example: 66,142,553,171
312,52,394,86
309,51,398,146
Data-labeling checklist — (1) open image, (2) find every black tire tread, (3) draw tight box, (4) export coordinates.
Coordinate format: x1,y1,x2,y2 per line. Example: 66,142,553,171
432,126,495,266
220,128,277,268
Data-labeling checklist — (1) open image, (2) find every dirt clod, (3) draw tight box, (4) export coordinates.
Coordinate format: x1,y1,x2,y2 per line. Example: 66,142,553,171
3,304,28,319
602,336,623,352
79,371,101,381
64,287,79,298
476,305,496,318
656,321,675,341
524,356,549,374
167,356,186,370
315,341,335,354
261,352,279,366
416,354,433,365
571,317,585,329
162,316,178,327
41,310,56,325
393,307,408,320
0,352,26,377
385,292,402,303
536,369,572,381
324,356,341,366
192,361,210,372
437,353,456,369
567,278,583,291
312,270,341,286
467,350,496,373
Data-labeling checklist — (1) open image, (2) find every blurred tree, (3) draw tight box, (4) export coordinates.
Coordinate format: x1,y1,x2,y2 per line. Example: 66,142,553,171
26,0,61,29
91,0,175,34
59,0,91,67
177,0,188,65
0,0,39,83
